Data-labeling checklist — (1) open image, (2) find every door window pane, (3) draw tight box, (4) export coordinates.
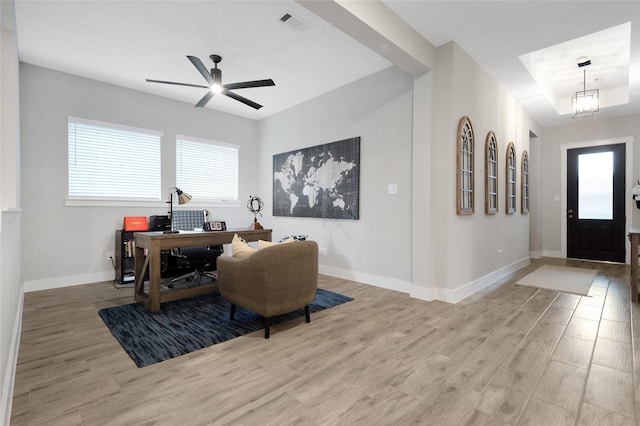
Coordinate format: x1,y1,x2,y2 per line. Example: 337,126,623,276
578,151,613,219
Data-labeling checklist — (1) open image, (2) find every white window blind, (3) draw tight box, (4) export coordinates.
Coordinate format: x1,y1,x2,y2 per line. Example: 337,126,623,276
176,136,239,201
68,117,161,199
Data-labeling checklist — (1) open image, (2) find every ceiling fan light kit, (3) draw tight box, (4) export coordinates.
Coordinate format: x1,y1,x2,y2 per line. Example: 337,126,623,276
146,54,275,110
571,57,599,119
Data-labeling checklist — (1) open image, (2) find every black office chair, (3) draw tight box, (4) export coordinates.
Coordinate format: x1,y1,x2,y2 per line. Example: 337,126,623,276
169,210,223,288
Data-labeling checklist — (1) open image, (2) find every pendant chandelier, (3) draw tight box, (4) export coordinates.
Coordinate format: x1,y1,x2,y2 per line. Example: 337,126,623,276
571,57,599,119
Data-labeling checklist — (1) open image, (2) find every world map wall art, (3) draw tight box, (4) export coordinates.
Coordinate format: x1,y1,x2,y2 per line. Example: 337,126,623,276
273,137,360,219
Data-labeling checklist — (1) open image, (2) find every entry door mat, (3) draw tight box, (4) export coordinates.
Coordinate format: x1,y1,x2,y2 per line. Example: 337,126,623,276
516,265,598,296
99,288,353,367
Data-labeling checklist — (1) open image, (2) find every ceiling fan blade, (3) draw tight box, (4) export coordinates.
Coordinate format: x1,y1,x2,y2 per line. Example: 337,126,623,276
195,91,215,108
187,55,215,86
146,79,209,89
224,91,263,110
223,79,275,91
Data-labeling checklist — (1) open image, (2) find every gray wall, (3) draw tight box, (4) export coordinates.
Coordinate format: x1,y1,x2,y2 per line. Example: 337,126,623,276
417,42,541,301
257,41,543,302
540,115,640,256
258,66,415,290
529,132,543,257
20,63,260,289
1,0,23,422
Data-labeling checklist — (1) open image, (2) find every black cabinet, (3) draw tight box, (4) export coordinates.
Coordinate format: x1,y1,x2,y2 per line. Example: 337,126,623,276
115,230,136,285
115,229,184,285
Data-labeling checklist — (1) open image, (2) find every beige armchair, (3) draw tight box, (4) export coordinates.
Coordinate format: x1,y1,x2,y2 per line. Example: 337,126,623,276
216,240,319,338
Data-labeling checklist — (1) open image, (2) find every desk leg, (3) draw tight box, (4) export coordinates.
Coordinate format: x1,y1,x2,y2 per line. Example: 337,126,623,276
147,245,162,312
134,246,149,308
631,234,639,303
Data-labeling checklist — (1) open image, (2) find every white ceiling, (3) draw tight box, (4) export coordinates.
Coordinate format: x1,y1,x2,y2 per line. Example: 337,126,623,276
383,0,640,126
13,1,640,127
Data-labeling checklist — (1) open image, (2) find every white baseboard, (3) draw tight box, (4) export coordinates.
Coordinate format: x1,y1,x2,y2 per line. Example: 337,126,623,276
2,289,23,426
409,284,436,301
24,270,114,292
530,250,544,259
320,258,530,305
318,264,411,293
410,257,531,304
542,250,563,258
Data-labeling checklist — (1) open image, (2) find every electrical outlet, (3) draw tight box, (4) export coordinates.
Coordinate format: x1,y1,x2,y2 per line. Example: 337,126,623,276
319,247,328,256
106,251,114,261
496,249,503,261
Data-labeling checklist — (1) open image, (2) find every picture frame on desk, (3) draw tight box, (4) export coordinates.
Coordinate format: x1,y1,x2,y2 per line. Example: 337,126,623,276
205,221,226,231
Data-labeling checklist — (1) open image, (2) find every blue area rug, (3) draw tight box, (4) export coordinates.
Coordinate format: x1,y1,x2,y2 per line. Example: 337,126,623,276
99,288,353,367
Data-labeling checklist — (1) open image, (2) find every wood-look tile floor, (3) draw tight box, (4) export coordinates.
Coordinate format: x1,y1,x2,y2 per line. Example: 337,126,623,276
10,258,640,425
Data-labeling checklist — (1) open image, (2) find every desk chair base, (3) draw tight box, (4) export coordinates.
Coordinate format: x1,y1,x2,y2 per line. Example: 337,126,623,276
168,270,217,288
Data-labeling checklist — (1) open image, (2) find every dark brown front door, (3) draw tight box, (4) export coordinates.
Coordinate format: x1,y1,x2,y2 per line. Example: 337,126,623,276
567,143,625,262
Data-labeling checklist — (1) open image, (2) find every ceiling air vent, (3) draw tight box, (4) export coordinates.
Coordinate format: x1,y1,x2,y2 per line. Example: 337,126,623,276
280,12,310,32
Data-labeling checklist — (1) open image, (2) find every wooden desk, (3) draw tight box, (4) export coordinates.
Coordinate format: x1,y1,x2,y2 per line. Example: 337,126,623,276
134,228,272,312
628,228,640,303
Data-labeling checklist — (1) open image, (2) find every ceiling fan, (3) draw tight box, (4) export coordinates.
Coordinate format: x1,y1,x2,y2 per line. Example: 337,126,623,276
146,54,275,110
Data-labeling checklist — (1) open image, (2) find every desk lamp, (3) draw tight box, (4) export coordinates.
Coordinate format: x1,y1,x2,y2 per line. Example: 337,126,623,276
166,187,192,233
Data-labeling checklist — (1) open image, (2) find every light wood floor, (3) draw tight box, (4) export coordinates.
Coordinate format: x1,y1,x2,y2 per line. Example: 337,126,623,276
10,258,640,425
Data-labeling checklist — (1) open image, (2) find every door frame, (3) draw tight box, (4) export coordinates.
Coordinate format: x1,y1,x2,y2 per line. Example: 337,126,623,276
560,136,634,263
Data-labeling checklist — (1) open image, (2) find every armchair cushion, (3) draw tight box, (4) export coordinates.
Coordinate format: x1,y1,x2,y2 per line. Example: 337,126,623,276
231,234,257,258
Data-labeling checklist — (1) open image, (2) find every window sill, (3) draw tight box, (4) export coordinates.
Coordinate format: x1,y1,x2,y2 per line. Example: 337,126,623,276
64,198,241,208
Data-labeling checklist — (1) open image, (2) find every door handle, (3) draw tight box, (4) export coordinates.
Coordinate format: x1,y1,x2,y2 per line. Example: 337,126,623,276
568,208,574,219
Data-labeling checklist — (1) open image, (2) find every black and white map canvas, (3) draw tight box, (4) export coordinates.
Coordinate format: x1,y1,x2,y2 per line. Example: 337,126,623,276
273,137,360,219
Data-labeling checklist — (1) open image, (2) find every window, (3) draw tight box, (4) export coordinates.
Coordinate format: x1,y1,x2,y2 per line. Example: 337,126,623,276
456,116,474,215
68,117,161,200
485,131,498,214
176,135,239,201
521,150,529,214
506,142,516,214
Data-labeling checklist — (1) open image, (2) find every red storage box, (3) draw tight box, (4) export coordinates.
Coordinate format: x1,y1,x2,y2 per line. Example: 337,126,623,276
123,216,148,231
